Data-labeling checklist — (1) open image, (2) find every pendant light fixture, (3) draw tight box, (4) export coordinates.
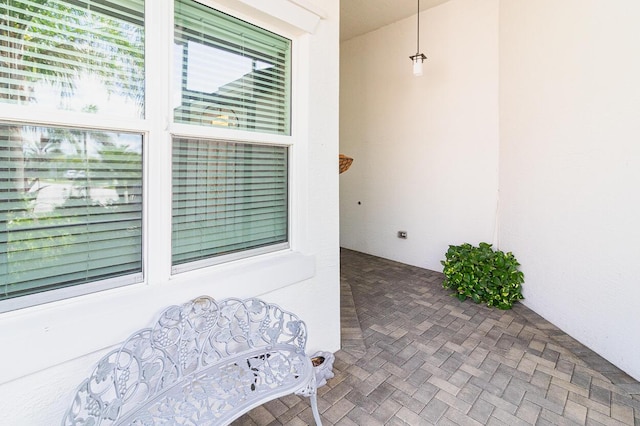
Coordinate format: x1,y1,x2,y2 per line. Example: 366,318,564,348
409,0,427,76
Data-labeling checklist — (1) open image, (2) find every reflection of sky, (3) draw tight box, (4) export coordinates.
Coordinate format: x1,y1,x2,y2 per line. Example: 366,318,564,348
117,133,143,154
183,41,273,94
31,75,142,119
20,127,142,158
186,41,252,93
28,40,276,116
172,41,274,110
173,43,184,109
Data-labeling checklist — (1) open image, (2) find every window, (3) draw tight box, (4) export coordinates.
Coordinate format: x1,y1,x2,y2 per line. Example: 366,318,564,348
172,0,292,271
174,0,291,135
172,138,288,271
0,125,143,303
0,0,145,118
0,0,293,311
0,0,145,312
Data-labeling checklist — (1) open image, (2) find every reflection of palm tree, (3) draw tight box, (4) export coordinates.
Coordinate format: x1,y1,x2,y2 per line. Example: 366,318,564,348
1,1,145,191
1,1,144,104
23,127,128,203
98,145,142,204
2,0,88,193
1,2,145,291
1,0,72,103
22,127,65,193
23,129,64,159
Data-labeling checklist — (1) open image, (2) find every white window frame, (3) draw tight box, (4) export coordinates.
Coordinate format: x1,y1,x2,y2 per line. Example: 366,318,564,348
0,0,148,313
154,0,301,282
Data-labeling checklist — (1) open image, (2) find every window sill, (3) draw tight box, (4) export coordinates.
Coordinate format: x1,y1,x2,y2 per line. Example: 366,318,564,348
0,250,315,384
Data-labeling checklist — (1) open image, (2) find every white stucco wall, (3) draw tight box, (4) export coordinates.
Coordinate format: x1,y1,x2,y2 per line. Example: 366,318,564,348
0,0,341,423
499,0,640,381
340,0,640,381
340,0,500,271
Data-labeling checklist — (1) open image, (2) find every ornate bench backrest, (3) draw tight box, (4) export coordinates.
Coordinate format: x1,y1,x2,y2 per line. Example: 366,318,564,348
62,296,308,425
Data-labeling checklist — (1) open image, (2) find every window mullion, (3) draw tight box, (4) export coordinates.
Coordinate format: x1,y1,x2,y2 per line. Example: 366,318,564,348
144,0,174,284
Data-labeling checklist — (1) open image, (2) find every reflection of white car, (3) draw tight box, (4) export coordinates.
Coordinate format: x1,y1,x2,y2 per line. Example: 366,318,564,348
29,181,119,213
64,170,86,179
30,183,72,213
88,187,119,206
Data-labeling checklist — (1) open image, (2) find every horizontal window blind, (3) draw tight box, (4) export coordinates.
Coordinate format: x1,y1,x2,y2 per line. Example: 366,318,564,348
0,124,143,304
172,137,288,269
0,0,145,118
174,0,291,134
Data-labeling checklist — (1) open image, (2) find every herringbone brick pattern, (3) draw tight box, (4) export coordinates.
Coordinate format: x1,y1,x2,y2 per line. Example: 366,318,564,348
234,249,640,425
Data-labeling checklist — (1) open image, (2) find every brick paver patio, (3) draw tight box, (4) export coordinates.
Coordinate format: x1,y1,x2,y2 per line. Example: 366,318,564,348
235,249,640,425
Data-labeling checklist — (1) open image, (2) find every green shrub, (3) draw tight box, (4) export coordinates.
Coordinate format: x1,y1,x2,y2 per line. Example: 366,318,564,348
441,242,524,310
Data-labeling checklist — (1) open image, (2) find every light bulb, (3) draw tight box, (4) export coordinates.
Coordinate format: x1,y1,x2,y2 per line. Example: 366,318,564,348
413,57,423,76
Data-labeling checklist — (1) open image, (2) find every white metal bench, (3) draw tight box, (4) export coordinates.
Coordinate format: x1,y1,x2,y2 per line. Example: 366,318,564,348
62,296,322,425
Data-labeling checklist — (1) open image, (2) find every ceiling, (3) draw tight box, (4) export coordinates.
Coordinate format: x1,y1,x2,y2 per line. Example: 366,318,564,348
340,0,451,41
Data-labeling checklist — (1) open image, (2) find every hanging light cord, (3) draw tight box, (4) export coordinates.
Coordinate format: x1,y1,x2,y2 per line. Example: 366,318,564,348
409,0,427,73
416,0,420,55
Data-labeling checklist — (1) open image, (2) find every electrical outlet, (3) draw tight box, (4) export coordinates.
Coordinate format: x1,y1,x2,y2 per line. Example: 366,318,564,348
397,231,407,239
